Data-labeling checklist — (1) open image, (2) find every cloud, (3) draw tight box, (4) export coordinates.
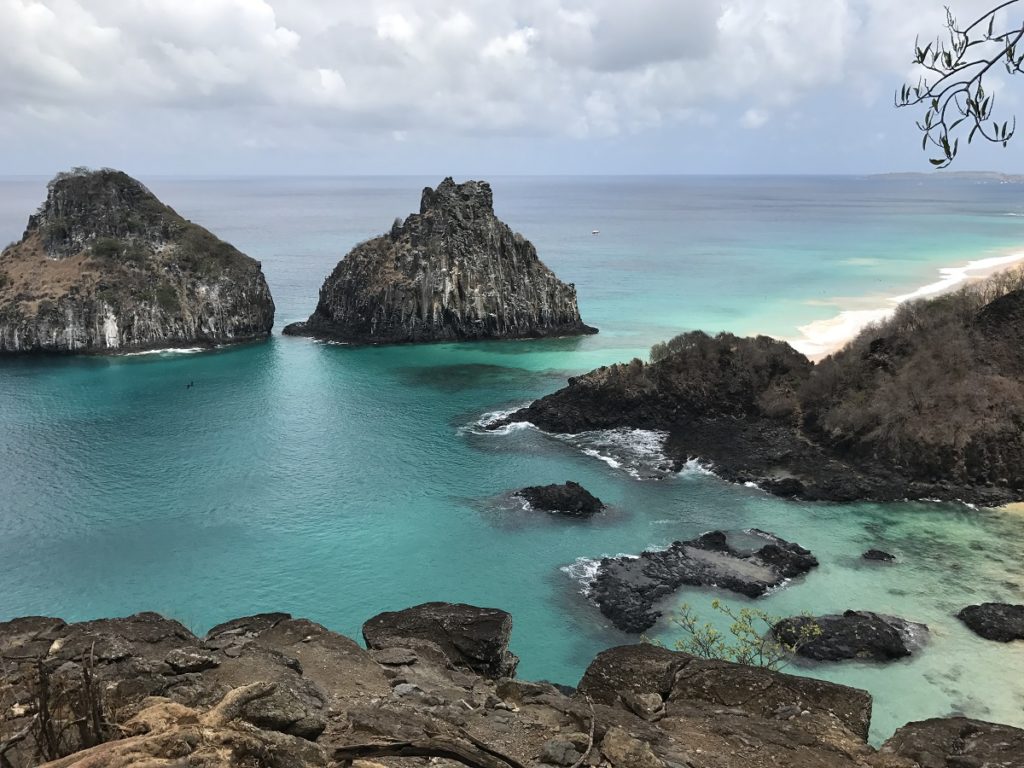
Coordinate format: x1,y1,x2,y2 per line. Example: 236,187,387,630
0,0,1014,169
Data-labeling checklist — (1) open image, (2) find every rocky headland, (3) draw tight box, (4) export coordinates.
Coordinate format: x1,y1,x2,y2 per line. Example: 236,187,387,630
490,272,1024,504
2,604,1022,768
586,529,818,633
283,178,596,344
0,168,275,354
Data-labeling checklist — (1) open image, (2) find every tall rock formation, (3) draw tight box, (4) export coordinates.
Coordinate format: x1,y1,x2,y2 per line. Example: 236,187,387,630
0,168,275,354
284,177,596,344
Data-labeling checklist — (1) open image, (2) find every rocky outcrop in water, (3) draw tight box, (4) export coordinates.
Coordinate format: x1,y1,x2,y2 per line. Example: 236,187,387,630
773,611,927,662
586,529,818,633
957,602,1024,642
863,549,896,562
283,178,596,344
516,481,605,517
3,607,1023,768
0,168,274,354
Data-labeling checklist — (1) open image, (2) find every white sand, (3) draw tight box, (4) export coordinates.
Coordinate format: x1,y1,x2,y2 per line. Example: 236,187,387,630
787,251,1024,360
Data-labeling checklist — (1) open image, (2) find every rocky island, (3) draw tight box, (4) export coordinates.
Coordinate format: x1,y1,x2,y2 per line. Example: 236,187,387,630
0,168,275,354
3,604,1022,768
490,272,1024,505
284,178,596,344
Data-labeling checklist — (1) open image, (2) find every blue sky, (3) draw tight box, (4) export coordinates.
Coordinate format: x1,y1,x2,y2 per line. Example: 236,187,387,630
3,0,1024,175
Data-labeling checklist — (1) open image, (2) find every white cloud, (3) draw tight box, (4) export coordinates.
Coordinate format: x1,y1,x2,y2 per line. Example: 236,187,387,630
0,0,1012,166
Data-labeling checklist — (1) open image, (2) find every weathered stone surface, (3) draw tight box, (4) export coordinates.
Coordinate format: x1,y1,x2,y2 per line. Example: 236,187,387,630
4,606,1024,768
362,602,519,679
588,529,818,633
880,716,1024,768
35,685,329,768
957,602,1024,642
516,481,605,517
283,177,596,344
0,168,274,354
774,611,927,662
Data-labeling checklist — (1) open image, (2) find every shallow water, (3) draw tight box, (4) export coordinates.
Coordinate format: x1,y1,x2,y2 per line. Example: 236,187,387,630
1,175,1023,744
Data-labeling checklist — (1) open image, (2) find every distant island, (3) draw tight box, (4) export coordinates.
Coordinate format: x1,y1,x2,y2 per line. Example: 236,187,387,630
284,177,597,344
872,170,1024,182
492,266,1024,505
0,168,275,355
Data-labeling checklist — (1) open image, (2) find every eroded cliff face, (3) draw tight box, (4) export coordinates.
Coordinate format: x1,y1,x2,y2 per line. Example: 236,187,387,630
0,168,275,354
284,177,596,344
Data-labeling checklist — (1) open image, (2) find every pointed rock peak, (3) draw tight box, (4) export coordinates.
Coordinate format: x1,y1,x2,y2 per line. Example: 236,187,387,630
419,177,494,217
29,167,173,259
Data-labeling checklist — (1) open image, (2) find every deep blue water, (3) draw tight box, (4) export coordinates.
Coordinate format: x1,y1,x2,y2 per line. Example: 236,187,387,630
1,175,1024,743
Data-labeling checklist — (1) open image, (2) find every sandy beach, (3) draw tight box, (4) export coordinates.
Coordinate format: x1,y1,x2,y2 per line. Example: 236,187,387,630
787,250,1024,360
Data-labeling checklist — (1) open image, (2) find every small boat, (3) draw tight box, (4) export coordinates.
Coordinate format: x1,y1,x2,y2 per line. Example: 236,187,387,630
591,229,600,235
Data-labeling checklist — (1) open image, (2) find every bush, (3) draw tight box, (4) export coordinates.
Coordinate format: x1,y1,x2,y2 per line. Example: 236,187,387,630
90,238,123,260
647,600,821,671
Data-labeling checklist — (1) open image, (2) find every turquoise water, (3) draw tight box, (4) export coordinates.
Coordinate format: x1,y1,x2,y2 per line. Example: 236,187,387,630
2,176,1024,743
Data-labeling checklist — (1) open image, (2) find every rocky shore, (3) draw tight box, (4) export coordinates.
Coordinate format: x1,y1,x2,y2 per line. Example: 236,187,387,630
2,604,1022,768
490,274,1024,504
0,168,275,354
284,178,596,344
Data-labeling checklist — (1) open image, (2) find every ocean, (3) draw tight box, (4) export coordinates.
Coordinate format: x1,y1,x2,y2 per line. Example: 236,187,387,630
1,175,1023,743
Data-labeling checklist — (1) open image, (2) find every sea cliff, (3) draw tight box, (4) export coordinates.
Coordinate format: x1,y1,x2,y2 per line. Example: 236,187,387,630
0,168,275,354
284,178,596,344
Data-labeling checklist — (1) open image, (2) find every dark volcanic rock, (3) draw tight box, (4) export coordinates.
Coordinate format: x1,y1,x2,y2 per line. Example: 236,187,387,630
957,602,1024,642
773,611,927,662
362,602,519,678
516,481,604,517
577,644,874,741
489,318,1024,505
283,177,596,344
881,716,1024,768
0,168,275,354
862,549,896,562
586,529,818,633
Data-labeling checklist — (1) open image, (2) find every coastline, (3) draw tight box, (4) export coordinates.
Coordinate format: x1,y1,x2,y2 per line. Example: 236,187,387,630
786,249,1024,360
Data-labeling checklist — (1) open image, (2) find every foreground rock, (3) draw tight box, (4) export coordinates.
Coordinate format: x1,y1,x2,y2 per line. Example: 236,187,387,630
880,716,1024,767
3,607,1024,768
361,601,519,678
957,602,1024,642
0,168,274,354
773,611,927,662
490,279,1024,504
516,481,605,517
587,529,818,633
283,178,596,344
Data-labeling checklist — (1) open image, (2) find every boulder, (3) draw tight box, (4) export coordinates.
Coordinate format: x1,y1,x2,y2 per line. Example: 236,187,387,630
586,529,818,633
516,481,605,517
362,602,519,679
0,168,274,354
957,602,1024,642
862,549,896,562
880,716,1024,768
773,611,927,662
284,177,597,344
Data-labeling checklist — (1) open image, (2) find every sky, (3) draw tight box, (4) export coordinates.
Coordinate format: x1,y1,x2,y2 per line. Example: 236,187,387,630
3,0,1024,175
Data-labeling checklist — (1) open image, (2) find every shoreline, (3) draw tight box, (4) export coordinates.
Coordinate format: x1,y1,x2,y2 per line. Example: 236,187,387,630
786,249,1024,360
